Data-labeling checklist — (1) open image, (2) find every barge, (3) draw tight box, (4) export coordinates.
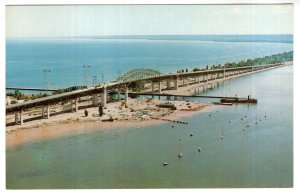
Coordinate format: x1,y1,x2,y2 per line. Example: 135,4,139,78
220,96,257,104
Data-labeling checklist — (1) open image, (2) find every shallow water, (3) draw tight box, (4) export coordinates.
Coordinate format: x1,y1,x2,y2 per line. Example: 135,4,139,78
6,65,293,188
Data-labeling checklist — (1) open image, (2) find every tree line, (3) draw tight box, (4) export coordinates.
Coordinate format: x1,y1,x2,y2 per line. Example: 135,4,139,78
176,51,293,73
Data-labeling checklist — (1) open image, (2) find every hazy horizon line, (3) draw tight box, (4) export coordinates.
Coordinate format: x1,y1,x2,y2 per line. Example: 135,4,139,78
6,34,293,39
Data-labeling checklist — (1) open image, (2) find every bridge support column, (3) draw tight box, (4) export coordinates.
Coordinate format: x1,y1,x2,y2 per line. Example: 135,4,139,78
14,110,24,125
20,109,23,125
42,107,45,118
166,80,171,90
92,94,99,106
198,77,201,84
151,82,155,93
125,87,128,103
47,104,50,119
74,98,78,112
184,78,188,86
206,74,209,82
117,87,121,101
15,112,18,125
158,82,162,94
101,85,107,107
174,78,178,90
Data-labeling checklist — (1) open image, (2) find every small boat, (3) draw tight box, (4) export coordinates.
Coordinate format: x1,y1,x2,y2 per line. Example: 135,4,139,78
178,153,183,159
163,162,169,166
220,129,224,139
179,138,182,141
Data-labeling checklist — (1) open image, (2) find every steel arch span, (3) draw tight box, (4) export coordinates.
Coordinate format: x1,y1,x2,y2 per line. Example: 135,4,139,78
116,68,163,82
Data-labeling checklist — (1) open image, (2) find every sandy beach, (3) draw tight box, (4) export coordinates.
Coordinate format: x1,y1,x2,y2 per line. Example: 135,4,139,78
6,97,212,148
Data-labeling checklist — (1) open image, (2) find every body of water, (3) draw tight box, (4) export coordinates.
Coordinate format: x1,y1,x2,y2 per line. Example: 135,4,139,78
6,35,292,89
6,35,293,188
6,65,293,188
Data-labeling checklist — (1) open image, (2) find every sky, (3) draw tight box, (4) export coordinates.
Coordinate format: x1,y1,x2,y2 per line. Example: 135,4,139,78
6,4,293,38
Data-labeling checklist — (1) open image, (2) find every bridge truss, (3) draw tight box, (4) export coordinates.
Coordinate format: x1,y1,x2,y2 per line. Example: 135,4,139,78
116,68,163,82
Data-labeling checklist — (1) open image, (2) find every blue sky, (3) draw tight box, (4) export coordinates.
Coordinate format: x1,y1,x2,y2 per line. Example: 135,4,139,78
6,4,293,38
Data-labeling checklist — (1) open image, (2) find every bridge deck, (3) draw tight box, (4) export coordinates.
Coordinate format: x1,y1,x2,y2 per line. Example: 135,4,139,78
6,86,104,113
6,63,286,114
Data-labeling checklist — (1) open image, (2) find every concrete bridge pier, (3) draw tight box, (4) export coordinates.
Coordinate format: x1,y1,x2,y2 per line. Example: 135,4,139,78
125,87,128,103
174,78,178,90
158,81,162,94
183,78,188,86
101,85,107,107
15,112,18,125
74,98,78,112
47,104,50,119
92,94,99,106
166,80,171,90
151,82,155,93
14,111,23,125
19,110,23,125
42,107,45,118
117,86,121,101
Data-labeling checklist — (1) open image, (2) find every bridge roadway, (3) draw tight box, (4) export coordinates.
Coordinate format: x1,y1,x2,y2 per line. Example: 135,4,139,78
6,63,286,125
6,87,59,92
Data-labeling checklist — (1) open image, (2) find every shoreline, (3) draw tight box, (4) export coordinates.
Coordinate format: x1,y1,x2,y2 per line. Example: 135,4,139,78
6,99,212,148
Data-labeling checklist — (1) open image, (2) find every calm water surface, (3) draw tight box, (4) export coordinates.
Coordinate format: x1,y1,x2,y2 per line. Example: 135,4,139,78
6,65,293,188
6,37,292,88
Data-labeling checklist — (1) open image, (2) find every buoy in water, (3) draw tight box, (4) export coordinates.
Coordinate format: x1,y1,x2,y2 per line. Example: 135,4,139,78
220,135,224,139
178,153,183,159
198,147,202,152
172,125,175,128
179,138,182,141
190,133,194,137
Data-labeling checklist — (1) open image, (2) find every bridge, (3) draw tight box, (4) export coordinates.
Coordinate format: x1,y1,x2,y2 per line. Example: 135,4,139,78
6,63,287,126
6,87,59,92
116,68,162,82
